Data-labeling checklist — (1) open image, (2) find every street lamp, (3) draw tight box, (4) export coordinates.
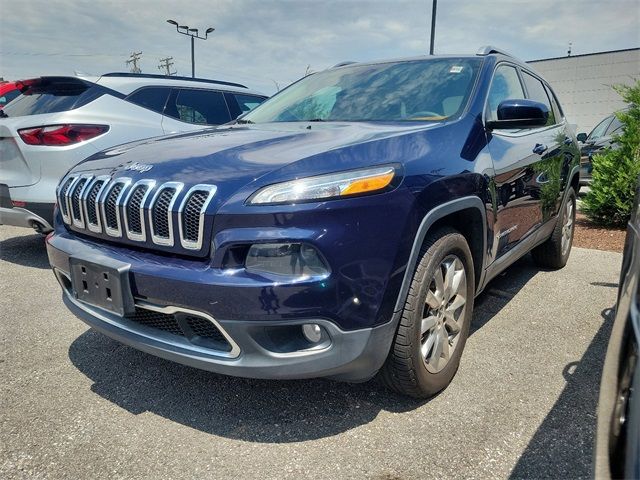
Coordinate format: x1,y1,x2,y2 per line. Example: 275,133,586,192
166,19,214,78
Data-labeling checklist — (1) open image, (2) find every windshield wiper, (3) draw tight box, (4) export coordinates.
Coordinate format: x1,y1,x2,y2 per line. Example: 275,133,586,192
236,118,254,124
306,118,325,122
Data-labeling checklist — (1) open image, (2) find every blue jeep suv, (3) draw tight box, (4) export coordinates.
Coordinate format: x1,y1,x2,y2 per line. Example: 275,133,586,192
47,46,580,398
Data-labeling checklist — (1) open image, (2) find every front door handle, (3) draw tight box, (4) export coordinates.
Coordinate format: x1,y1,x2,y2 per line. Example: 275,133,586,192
533,143,548,155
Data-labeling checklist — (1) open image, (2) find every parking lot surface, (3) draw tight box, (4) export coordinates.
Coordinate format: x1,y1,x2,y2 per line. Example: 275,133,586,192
0,225,621,479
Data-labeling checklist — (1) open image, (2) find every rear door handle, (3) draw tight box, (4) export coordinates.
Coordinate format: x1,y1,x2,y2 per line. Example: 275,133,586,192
533,143,548,155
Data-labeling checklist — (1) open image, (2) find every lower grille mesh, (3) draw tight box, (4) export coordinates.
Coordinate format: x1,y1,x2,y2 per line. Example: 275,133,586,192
124,307,231,352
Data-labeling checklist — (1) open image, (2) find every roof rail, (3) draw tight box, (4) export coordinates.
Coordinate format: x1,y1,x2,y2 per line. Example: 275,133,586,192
100,72,247,89
331,61,358,68
476,45,516,58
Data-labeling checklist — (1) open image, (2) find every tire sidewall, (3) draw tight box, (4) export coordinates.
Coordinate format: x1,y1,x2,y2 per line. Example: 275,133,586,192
410,232,475,393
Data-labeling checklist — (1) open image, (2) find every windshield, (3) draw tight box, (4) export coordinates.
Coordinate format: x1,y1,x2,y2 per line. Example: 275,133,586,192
244,58,482,123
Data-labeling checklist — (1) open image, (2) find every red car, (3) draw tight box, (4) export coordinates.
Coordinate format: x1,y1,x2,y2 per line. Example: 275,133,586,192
0,81,21,109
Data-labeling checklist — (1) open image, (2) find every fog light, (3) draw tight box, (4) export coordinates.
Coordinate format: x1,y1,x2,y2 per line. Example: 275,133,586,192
302,323,323,343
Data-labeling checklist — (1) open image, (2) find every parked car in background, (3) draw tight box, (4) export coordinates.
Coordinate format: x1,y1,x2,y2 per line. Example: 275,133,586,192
595,178,640,479
0,81,20,109
47,46,580,398
0,73,267,233
577,111,625,185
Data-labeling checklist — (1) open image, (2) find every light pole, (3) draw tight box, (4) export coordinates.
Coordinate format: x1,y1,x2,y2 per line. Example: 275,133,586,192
166,19,214,78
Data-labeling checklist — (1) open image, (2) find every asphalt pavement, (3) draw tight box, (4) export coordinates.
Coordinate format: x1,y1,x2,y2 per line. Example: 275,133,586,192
0,225,622,479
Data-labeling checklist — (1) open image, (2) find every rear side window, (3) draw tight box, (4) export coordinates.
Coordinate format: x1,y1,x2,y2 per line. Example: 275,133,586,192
521,71,556,126
487,65,524,121
126,87,171,114
2,80,105,117
164,88,231,125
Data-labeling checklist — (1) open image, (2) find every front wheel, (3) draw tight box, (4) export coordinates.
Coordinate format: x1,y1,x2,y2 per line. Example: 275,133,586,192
532,187,576,269
379,228,475,399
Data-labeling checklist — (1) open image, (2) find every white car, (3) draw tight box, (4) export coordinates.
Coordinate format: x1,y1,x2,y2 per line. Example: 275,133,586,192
0,73,267,233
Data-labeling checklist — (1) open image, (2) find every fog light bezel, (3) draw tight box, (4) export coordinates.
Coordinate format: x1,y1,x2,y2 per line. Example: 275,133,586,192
244,241,331,281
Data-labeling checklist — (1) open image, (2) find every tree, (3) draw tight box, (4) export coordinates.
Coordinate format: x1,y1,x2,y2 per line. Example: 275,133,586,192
582,81,640,228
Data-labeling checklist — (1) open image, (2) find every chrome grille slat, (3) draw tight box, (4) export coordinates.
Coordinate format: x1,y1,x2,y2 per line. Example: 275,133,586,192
178,185,217,250
58,176,77,225
70,175,93,228
83,175,111,233
149,182,183,246
123,179,155,242
100,178,131,237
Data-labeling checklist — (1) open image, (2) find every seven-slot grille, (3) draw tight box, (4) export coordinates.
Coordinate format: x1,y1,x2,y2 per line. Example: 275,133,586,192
58,175,216,252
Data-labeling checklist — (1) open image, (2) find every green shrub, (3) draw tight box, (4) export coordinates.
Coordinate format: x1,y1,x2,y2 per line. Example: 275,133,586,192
582,81,640,228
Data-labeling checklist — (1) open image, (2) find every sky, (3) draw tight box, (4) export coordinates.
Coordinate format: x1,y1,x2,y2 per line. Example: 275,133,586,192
1,0,638,94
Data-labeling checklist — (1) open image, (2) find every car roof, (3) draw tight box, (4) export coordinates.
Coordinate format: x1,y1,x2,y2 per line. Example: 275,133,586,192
77,73,266,97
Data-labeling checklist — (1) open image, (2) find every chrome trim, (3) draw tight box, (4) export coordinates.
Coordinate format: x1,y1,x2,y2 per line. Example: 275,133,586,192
136,300,240,358
84,175,111,233
178,184,217,250
101,177,132,238
70,174,94,229
54,269,240,359
122,179,156,242
149,181,183,247
61,176,81,225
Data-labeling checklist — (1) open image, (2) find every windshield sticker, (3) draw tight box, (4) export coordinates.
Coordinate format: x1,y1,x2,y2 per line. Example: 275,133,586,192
449,66,464,73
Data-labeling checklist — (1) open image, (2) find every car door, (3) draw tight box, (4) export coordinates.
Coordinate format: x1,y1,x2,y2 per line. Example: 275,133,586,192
161,88,232,134
485,64,563,261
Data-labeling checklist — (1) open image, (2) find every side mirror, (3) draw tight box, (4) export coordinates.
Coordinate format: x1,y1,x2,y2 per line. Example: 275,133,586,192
576,132,588,142
486,99,549,130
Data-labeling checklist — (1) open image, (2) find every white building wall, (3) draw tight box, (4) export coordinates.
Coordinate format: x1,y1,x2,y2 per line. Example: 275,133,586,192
528,48,639,135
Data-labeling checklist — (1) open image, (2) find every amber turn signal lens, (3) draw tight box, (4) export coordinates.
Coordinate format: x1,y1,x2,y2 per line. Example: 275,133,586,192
341,171,395,196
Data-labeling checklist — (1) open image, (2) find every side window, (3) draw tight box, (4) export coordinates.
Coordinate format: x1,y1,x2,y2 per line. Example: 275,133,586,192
545,84,564,122
521,72,555,126
165,89,231,125
487,65,524,121
588,116,613,141
605,116,623,136
233,94,266,113
0,89,20,107
126,87,171,114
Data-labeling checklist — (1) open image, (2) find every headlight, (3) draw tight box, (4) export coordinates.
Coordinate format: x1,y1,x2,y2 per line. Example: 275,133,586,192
247,166,396,205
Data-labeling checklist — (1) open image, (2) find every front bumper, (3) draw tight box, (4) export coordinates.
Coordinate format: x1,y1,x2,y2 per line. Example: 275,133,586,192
47,230,397,382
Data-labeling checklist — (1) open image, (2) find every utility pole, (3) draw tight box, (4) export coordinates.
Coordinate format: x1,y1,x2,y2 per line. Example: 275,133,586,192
126,52,143,73
429,0,437,55
158,57,177,76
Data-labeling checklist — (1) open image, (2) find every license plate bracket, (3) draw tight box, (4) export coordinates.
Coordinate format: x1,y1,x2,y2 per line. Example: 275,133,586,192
69,257,135,316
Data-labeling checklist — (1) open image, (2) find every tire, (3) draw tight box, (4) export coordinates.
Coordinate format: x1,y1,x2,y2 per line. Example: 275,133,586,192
531,187,576,269
379,228,475,399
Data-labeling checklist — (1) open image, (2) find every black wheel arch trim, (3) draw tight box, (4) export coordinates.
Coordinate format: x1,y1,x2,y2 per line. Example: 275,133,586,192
392,196,488,316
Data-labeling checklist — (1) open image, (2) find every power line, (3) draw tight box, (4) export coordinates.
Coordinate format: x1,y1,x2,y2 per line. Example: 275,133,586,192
125,51,142,73
157,56,177,76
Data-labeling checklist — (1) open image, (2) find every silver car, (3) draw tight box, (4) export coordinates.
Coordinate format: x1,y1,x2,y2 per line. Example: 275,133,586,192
0,73,266,233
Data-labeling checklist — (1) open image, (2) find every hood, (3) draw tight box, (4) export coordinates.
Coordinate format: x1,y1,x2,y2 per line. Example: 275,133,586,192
72,121,438,209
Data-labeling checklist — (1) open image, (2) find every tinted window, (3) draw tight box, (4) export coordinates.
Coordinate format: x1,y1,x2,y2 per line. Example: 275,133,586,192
126,87,171,114
244,58,482,123
487,65,524,121
2,82,104,117
588,116,613,141
164,89,231,125
545,84,564,122
521,71,555,125
0,89,20,107
606,116,623,136
233,94,266,113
